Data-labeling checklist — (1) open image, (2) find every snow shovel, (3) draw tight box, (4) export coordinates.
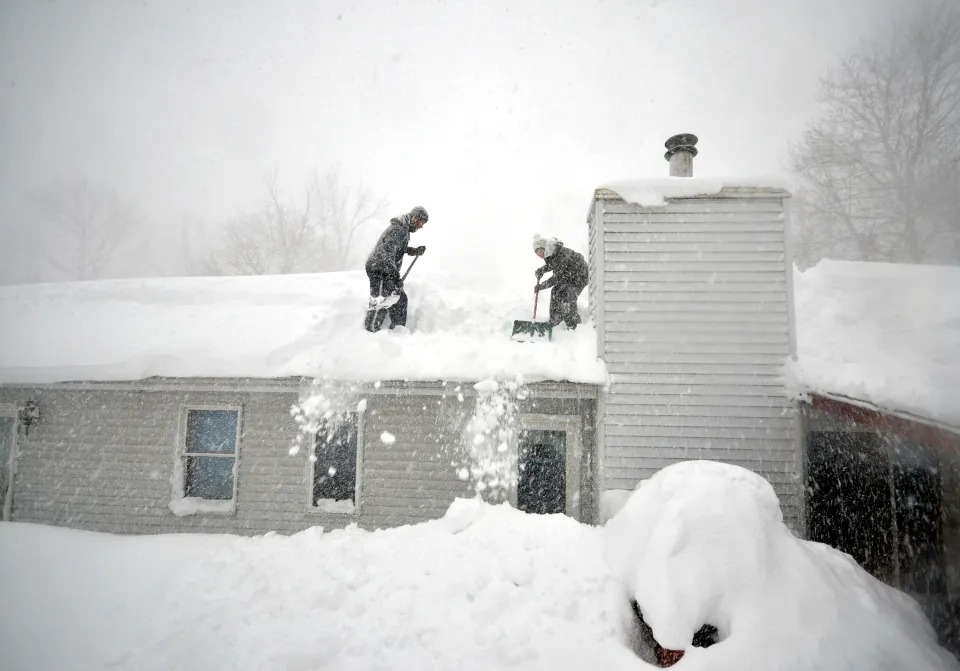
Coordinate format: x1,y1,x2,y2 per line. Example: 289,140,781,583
363,255,421,331
511,289,553,342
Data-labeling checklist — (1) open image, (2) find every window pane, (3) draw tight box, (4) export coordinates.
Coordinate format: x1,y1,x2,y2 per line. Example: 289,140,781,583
186,410,238,454
313,416,357,504
185,455,235,500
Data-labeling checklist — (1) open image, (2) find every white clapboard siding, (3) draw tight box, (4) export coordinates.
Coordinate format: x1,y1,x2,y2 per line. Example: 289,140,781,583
588,187,803,533
0,384,598,534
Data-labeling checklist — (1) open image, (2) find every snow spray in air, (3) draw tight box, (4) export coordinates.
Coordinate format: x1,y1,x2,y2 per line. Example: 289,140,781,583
456,378,529,502
289,380,364,456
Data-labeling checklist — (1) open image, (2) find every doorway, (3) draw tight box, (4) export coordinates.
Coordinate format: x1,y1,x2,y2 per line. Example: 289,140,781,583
806,431,895,579
514,415,581,519
518,429,566,515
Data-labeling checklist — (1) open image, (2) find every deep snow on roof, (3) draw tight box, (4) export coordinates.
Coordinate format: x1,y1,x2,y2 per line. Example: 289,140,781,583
0,270,607,385
790,260,960,427
600,175,792,207
2,260,957,427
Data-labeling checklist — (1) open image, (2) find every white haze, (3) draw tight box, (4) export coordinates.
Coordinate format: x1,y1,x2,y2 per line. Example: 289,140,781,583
0,0,915,285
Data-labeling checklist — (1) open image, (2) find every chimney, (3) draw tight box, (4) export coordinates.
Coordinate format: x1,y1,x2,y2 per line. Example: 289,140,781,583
664,133,698,177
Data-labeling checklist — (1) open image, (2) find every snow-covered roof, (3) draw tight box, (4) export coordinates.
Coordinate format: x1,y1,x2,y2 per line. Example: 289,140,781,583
2,260,956,428
600,176,792,207
790,260,960,428
0,270,607,386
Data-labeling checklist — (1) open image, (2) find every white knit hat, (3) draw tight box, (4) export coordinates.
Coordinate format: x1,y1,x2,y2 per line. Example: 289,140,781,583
532,233,547,252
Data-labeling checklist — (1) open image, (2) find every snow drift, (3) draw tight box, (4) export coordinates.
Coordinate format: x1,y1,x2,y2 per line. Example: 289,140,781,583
0,460,956,670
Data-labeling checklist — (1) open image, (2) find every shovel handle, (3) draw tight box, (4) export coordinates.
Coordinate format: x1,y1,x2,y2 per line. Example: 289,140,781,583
401,254,420,281
533,289,539,319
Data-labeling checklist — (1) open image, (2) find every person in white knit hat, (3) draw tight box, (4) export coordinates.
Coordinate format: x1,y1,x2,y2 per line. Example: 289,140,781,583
532,233,589,328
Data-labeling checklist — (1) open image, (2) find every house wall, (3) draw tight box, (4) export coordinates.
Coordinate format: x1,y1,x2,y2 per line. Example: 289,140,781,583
588,187,803,532
0,381,597,535
802,402,960,654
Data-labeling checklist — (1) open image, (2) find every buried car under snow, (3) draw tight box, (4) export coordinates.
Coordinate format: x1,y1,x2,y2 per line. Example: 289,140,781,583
603,460,959,670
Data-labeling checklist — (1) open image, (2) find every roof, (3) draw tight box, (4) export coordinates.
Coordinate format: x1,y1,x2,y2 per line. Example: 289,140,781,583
0,271,608,386
3,259,956,429
790,260,960,429
597,176,792,207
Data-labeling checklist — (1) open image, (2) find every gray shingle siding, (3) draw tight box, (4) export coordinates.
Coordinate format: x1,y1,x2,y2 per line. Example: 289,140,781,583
0,382,598,535
589,188,803,532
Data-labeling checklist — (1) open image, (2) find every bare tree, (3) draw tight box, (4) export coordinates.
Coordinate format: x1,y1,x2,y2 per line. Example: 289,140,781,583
309,168,388,271
32,178,148,280
790,0,960,266
204,169,386,275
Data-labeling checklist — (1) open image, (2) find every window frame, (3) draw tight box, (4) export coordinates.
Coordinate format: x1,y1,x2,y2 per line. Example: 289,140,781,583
305,409,364,516
513,413,582,521
0,404,18,522
173,404,242,512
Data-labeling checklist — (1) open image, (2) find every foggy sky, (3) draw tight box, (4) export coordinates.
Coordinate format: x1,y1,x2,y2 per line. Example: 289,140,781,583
0,0,915,284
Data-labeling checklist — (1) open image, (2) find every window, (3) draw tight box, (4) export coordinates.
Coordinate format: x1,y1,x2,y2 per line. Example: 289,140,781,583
0,406,17,521
180,407,240,502
311,413,359,513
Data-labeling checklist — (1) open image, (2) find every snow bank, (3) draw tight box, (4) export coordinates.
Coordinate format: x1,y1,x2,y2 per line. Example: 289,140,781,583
602,176,791,207
604,460,958,670
0,461,956,670
790,260,960,426
0,501,634,671
0,270,606,385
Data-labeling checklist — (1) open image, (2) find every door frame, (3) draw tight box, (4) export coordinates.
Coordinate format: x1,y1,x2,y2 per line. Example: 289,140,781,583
0,404,19,521
513,413,582,521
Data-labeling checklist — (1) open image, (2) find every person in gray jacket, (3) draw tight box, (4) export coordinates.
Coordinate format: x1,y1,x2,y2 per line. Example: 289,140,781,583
532,233,588,328
364,206,428,332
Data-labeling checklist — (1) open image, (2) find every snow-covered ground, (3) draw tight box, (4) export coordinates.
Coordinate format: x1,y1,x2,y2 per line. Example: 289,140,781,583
0,461,955,671
790,259,960,426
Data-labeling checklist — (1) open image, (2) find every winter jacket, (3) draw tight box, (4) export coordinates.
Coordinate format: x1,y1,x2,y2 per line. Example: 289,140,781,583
537,243,588,290
365,213,419,280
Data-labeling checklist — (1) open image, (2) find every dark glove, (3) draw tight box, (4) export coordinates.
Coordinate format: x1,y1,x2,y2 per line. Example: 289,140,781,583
411,246,426,256
535,267,545,280
534,283,544,292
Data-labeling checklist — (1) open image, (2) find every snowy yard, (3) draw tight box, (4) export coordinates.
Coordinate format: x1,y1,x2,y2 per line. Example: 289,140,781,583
1,461,955,671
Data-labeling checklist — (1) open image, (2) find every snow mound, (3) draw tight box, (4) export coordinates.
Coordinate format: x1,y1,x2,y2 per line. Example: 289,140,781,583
790,259,960,426
1,461,956,670
604,460,958,670
0,503,633,671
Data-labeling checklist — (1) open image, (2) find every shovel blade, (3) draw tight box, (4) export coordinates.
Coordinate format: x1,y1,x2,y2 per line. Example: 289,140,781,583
511,319,553,342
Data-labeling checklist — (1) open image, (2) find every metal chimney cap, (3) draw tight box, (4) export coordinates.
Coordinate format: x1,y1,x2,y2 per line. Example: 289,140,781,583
664,133,699,161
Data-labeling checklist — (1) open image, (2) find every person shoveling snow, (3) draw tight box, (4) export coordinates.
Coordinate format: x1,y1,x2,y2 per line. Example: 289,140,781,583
363,205,428,332
532,233,588,329
511,233,589,342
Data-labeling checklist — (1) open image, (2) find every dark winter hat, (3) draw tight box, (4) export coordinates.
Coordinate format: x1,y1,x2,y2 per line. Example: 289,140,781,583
410,206,428,223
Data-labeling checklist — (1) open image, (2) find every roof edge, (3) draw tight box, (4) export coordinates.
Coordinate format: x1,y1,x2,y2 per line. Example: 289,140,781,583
593,185,791,201
0,376,600,398
805,391,960,450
